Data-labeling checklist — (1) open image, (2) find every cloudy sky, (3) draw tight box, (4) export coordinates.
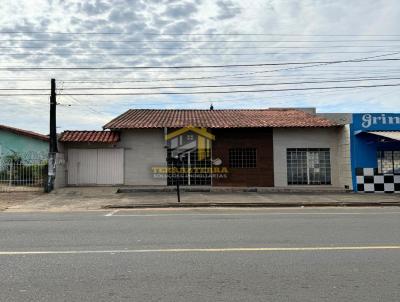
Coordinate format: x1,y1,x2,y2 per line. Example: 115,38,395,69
0,0,399,134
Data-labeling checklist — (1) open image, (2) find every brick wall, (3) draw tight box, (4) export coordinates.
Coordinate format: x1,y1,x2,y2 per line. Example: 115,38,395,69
212,128,274,187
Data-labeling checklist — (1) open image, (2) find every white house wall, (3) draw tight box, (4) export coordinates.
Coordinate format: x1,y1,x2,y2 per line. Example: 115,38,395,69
273,127,351,189
116,129,166,186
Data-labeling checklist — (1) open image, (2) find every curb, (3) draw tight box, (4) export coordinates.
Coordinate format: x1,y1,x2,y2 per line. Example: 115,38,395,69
116,188,350,193
103,202,400,209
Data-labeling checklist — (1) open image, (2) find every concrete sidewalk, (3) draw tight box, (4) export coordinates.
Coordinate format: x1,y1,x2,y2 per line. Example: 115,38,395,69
0,192,44,211
1,187,399,212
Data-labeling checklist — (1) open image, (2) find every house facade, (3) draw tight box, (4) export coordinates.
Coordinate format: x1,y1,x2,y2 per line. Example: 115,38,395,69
0,125,49,192
57,108,354,191
351,113,400,193
0,125,48,158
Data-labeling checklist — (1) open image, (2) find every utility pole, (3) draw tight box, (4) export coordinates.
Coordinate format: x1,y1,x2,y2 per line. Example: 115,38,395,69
46,78,57,192
174,156,182,203
165,127,182,203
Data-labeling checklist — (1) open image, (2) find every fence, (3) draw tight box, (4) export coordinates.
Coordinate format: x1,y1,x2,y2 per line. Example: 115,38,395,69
0,153,48,192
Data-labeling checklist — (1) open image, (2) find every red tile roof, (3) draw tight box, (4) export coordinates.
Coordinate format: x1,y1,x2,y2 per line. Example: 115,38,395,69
0,124,49,141
59,131,120,143
104,109,339,129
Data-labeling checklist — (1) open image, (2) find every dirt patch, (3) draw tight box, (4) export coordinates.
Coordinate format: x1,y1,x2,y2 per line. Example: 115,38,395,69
0,192,43,211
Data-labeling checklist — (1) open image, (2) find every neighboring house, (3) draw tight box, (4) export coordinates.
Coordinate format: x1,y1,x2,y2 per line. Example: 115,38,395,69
0,125,49,158
350,113,400,193
57,108,354,191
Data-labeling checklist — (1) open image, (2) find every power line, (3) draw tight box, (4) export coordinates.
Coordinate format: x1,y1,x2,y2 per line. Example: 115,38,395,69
0,53,398,84
2,45,400,50
60,73,400,84
55,83,400,95
1,70,399,83
62,95,109,116
2,67,400,81
57,76,400,90
2,39,400,44
2,75,400,91
0,76,400,91
195,52,400,81
1,57,400,70
2,83,400,96
4,69,398,83
3,31,400,36
64,88,386,107
2,50,400,57
0,86,394,108
60,89,367,107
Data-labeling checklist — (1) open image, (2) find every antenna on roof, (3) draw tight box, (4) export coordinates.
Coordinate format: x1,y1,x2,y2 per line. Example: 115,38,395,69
210,103,214,110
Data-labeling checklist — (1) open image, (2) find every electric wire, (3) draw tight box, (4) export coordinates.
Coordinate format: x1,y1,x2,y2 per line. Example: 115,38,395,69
1,56,400,70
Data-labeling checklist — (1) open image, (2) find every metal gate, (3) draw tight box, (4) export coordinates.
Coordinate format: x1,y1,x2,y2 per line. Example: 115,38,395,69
67,148,124,185
0,152,48,192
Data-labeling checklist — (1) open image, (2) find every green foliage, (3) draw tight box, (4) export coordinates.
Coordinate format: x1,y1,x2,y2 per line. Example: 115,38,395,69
0,154,47,186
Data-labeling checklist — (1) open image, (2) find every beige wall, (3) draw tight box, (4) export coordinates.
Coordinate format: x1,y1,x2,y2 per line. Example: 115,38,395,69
273,127,351,188
57,127,352,189
117,129,167,186
337,125,353,190
58,129,167,187
54,142,66,189
54,152,66,188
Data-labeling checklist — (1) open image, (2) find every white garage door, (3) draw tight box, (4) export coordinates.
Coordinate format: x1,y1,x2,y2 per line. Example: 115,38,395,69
67,149,124,185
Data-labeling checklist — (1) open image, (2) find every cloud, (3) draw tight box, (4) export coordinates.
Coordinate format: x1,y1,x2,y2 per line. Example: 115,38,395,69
163,1,199,18
0,0,399,133
108,8,139,23
213,0,241,20
162,19,200,34
80,0,111,16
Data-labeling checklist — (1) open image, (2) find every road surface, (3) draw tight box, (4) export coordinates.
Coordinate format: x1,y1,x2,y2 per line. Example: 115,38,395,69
0,207,399,301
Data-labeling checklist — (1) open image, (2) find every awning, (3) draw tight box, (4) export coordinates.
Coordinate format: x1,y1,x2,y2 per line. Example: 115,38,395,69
368,131,400,141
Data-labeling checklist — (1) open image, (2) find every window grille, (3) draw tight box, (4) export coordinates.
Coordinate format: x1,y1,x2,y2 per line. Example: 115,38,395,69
287,148,331,185
377,150,400,174
229,148,257,168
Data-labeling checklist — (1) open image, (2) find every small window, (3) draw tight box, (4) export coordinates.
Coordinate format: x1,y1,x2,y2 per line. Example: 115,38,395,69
287,148,331,185
229,148,256,168
377,150,400,174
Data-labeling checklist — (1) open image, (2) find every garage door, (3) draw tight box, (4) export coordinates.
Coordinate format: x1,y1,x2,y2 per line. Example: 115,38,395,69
67,149,124,185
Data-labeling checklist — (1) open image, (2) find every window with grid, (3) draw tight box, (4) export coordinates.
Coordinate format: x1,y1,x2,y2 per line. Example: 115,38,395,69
287,148,331,185
229,148,257,168
377,150,400,174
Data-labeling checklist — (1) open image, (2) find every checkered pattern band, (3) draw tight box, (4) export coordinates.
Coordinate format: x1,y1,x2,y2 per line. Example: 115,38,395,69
356,168,400,193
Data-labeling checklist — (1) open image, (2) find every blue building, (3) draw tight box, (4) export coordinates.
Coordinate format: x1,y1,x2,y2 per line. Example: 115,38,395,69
350,113,400,193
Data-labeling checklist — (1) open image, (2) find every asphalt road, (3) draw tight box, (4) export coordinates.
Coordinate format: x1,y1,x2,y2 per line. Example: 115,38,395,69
1,207,400,302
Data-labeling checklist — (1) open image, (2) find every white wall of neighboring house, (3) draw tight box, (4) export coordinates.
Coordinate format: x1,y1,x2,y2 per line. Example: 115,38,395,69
273,127,351,189
116,129,167,186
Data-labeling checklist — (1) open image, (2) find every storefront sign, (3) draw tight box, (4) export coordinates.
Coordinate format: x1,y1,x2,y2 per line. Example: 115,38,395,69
354,113,400,131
